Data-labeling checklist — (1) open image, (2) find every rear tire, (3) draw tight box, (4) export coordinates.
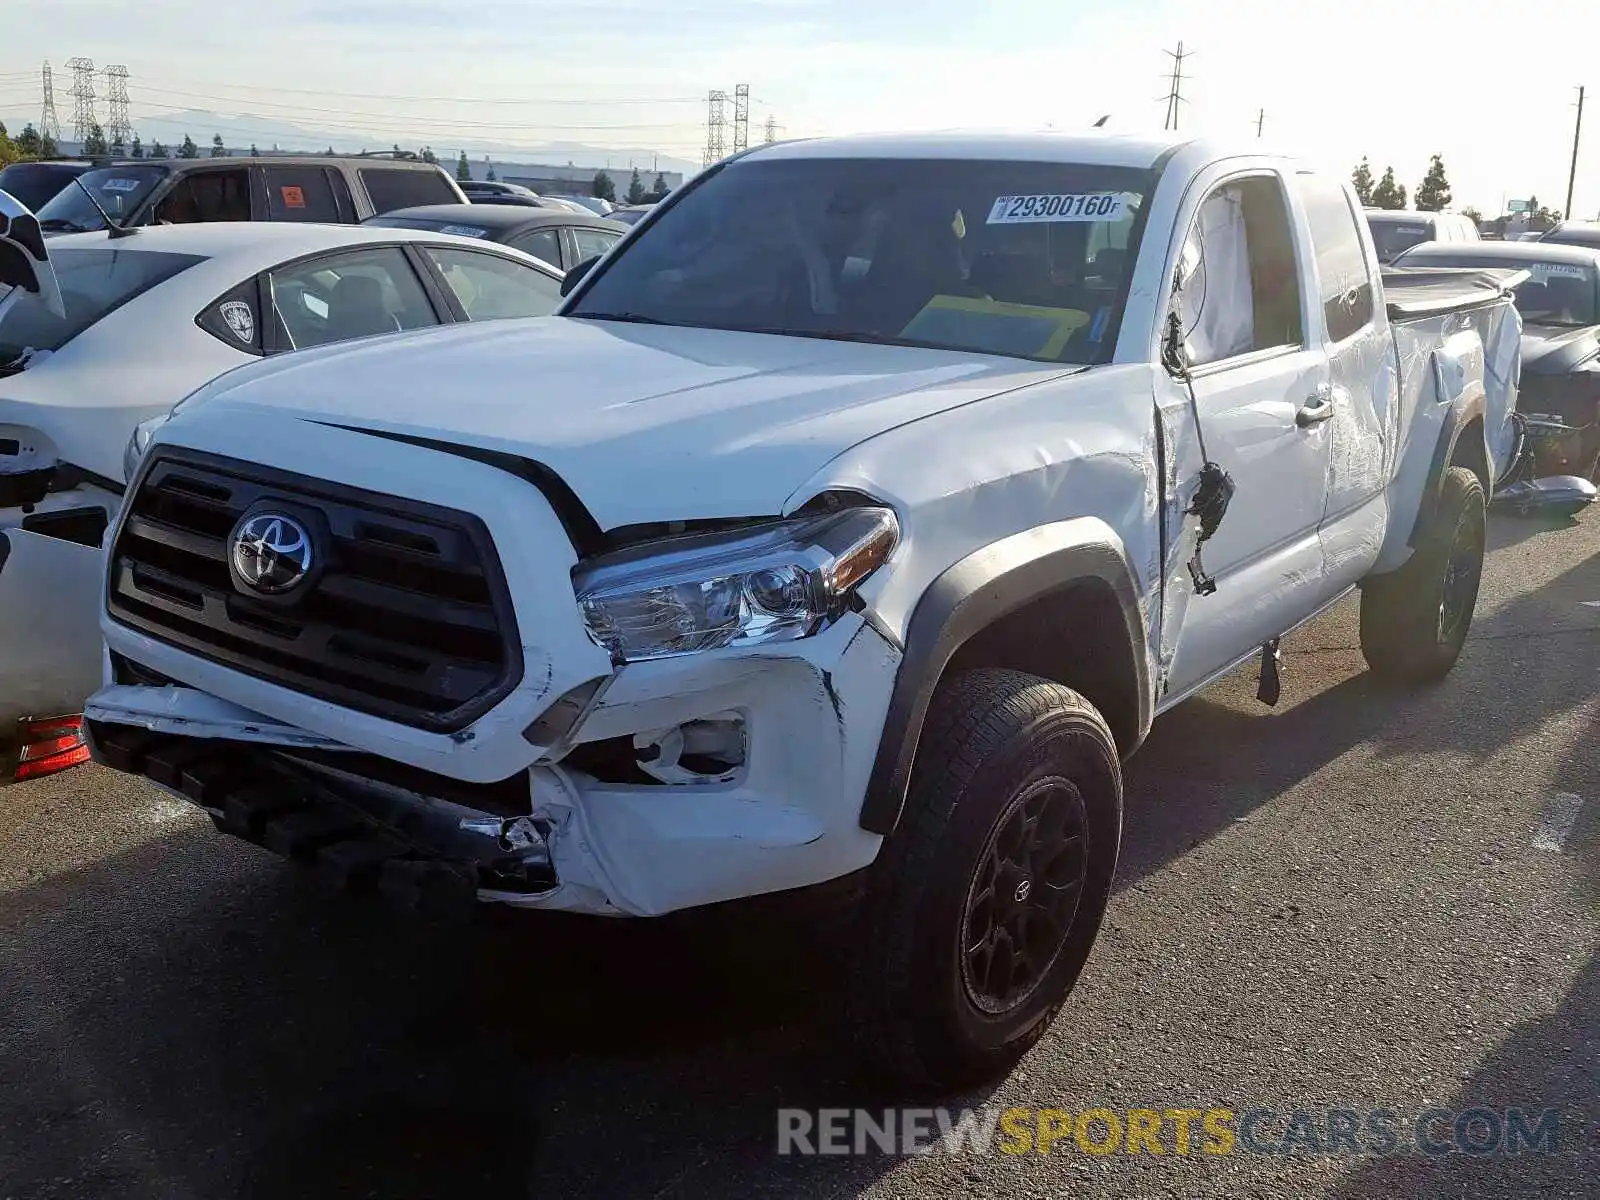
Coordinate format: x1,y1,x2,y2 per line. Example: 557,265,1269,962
1360,465,1486,685
846,668,1122,1092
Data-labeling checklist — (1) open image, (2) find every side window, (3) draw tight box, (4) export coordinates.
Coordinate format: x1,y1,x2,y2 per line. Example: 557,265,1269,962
359,167,459,215
267,246,439,351
196,279,264,354
509,227,562,269
1294,173,1376,343
571,226,622,264
328,170,357,223
263,167,339,222
1176,176,1305,367
152,169,252,224
422,247,562,321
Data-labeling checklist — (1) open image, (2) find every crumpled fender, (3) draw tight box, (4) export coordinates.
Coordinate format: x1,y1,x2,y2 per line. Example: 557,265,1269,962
857,516,1150,836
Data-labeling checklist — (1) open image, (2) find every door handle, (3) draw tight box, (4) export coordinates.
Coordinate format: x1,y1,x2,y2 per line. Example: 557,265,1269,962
1296,392,1335,427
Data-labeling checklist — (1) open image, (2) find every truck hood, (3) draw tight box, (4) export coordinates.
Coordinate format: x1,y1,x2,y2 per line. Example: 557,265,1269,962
175,316,1074,529
1521,324,1600,375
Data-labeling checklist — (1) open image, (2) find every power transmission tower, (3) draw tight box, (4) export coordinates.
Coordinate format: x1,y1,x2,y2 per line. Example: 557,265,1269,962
66,57,96,143
104,64,132,147
732,83,750,154
763,114,779,144
1159,42,1192,132
40,62,64,143
704,89,728,167
1566,86,1584,221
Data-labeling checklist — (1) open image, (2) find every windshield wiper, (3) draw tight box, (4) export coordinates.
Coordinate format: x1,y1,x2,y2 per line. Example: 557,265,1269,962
573,311,679,326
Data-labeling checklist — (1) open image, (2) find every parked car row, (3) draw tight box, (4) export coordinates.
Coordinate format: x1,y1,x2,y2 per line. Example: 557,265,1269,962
1,129,1546,1091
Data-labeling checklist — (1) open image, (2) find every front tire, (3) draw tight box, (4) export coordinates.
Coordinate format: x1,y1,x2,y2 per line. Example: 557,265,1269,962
1360,465,1486,685
847,669,1122,1092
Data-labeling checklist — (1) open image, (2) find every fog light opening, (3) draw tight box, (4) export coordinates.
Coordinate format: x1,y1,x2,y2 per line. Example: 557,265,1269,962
633,716,746,785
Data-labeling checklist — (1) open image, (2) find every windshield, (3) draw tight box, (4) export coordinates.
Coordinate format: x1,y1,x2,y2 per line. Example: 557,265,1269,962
0,247,203,365
1366,219,1434,263
568,156,1152,364
33,165,168,232
1402,253,1599,326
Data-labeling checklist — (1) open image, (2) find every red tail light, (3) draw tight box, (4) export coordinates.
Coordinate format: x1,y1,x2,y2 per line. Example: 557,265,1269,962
13,715,91,782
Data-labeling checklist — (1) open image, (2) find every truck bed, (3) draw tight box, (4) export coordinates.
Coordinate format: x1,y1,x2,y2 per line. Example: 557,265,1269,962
1379,265,1530,321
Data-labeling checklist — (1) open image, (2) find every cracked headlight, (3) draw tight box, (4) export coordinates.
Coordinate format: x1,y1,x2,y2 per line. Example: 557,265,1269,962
573,506,899,662
123,414,167,483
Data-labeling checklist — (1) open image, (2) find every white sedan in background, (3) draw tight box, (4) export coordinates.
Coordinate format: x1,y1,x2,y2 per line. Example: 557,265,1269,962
0,215,565,782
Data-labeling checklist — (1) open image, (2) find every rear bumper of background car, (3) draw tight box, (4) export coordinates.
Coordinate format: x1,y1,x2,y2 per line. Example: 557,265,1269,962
0,504,109,783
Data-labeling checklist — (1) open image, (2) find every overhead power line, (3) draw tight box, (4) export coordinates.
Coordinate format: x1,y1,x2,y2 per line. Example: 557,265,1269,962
131,79,704,106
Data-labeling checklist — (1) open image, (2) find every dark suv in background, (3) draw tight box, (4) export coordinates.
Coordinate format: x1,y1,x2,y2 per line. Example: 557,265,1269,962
32,154,465,235
0,160,97,212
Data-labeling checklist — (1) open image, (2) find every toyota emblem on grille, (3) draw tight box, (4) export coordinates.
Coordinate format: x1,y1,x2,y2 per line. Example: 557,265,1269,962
230,513,313,594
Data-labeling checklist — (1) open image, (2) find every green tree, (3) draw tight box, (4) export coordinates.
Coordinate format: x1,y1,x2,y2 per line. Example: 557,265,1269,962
455,150,471,181
149,139,167,158
626,167,646,205
419,146,437,164
486,164,497,181
0,121,14,166
83,121,109,156
1351,157,1375,206
591,170,616,201
324,146,335,155
15,123,41,157
1413,154,1452,212
178,134,200,159
40,131,58,157
1371,165,1406,210
130,134,144,159
249,143,259,157
210,133,227,157
1460,205,1482,223
647,172,670,202
110,133,126,157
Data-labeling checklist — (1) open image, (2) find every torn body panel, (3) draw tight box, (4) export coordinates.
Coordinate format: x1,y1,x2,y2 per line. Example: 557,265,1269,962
89,612,902,918
795,362,1163,730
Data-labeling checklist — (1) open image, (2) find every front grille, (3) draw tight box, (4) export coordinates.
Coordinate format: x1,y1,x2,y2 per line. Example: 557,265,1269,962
108,449,522,732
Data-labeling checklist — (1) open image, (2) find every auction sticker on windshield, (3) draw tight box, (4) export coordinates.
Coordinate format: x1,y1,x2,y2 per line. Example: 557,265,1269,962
439,224,489,238
102,178,142,192
987,193,1127,224
1530,263,1589,279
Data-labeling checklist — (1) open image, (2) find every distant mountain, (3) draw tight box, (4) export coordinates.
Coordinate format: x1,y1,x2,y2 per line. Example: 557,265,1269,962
0,106,700,177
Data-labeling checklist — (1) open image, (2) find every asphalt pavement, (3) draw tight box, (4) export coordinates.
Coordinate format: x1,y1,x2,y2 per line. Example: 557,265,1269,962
2,509,1597,1199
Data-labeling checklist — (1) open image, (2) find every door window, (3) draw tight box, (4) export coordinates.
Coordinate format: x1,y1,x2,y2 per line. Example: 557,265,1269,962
264,167,340,222
268,246,439,350
509,227,562,269
570,226,622,265
1175,176,1305,366
151,168,252,224
422,247,563,321
1294,174,1375,342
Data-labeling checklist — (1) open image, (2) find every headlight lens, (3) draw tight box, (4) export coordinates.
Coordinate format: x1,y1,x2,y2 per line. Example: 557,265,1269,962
573,506,899,662
123,414,167,483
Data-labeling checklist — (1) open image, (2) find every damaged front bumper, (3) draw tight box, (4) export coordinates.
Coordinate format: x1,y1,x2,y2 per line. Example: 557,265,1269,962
85,612,903,919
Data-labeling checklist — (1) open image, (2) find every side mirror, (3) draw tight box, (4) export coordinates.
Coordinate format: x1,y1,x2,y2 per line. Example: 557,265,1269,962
0,190,64,319
559,255,602,298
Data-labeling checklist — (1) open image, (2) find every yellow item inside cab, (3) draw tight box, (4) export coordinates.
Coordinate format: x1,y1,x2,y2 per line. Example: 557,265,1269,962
899,294,1091,359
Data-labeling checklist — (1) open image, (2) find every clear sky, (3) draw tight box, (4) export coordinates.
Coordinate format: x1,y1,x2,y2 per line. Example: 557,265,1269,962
5,0,1596,217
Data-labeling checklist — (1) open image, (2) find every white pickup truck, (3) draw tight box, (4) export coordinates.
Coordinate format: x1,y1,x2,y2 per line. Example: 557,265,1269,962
80,132,1524,1090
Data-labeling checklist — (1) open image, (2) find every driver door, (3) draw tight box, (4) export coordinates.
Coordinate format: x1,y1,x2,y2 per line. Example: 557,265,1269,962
1155,170,1334,703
